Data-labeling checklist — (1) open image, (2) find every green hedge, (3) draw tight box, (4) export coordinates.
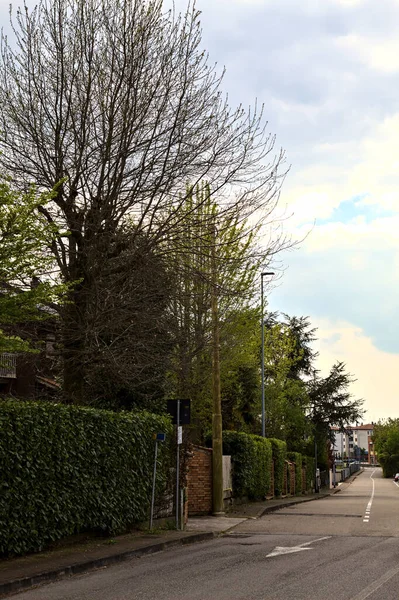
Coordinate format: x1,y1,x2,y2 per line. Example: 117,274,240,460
302,455,315,491
269,439,287,496
0,400,173,556
287,452,303,495
222,431,272,500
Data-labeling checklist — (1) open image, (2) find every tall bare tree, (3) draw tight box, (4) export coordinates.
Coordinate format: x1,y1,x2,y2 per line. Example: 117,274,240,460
0,0,287,402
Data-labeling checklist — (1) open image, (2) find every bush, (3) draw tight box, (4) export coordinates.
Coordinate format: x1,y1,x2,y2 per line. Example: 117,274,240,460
269,439,287,496
222,431,272,500
0,399,173,556
302,455,315,491
287,451,303,495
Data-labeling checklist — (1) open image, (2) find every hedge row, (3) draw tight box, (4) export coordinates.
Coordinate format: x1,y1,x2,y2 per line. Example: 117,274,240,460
0,400,173,556
286,452,303,495
222,431,272,500
302,455,316,491
269,438,287,497
222,432,316,500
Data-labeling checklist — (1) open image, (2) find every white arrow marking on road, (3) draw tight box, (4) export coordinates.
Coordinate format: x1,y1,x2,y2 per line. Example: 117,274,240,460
266,536,331,558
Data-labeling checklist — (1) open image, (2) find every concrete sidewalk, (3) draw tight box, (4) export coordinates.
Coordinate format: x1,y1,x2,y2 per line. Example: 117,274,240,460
0,473,362,597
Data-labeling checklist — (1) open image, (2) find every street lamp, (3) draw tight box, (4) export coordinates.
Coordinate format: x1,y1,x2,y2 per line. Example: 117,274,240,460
261,271,274,438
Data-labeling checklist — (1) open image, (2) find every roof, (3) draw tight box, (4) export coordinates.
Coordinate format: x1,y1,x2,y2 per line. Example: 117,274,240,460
331,424,374,431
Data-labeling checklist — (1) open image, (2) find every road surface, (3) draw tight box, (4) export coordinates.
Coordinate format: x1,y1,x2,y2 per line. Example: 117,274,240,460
10,467,399,600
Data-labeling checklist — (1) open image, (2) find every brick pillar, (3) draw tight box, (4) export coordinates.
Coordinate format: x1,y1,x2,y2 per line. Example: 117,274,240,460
186,446,213,515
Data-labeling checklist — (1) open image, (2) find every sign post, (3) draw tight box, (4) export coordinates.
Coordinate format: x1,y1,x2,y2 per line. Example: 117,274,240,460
166,399,191,530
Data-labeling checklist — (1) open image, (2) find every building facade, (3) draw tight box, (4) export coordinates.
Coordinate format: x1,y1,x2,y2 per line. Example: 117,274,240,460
331,424,375,463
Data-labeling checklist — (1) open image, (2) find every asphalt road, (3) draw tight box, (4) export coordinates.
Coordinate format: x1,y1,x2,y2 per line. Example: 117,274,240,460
10,467,399,600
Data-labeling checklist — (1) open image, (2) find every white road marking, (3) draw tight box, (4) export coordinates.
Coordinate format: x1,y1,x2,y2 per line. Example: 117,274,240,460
362,468,376,523
394,480,399,488
349,564,399,599
266,536,331,558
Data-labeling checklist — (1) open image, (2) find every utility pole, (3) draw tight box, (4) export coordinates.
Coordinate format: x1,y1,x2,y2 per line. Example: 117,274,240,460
261,271,274,437
211,223,224,515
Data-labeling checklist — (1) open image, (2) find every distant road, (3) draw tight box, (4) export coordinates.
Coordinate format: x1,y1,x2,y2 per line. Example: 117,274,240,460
11,467,399,600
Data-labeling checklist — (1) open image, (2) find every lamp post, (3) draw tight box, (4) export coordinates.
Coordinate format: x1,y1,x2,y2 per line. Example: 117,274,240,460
261,271,274,438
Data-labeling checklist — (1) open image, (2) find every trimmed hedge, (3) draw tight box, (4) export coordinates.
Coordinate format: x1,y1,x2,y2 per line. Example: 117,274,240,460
269,439,287,496
287,452,303,495
302,455,316,491
222,431,272,500
0,400,173,556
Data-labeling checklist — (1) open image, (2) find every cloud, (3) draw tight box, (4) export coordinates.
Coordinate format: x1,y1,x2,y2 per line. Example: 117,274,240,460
336,33,399,73
314,318,399,422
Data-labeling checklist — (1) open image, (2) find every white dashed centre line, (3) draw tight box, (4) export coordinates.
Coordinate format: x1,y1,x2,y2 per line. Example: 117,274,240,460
363,468,376,523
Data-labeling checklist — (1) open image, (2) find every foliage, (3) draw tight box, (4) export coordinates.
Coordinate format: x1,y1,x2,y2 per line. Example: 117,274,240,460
65,228,174,409
308,361,364,432
262,318,310,448
287,451,303,495
0,399,173,556
373,419,399,477
167,184,266,438
263,313,364,472
222,431,272,500
302,455,316,491
221,308,261,433
0,179,68,353
269,438,287,497
0,0,286,404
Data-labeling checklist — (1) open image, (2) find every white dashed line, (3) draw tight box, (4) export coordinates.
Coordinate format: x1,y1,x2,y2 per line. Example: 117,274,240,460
362,468,376,523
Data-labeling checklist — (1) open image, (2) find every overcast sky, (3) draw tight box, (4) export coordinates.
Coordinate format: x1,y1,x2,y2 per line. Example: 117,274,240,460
183,0,399,423
1,0,398,422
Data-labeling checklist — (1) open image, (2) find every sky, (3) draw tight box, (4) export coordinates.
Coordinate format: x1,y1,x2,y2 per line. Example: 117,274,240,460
171,0,399,423
0,0,398,422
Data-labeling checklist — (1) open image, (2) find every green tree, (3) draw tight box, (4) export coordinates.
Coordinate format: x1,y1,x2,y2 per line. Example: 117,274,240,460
166,184,267,439
307,362,364,469
221,307,261,432
0,178,67,353
262,318,310,450
373,419,399,477
262,313,364,463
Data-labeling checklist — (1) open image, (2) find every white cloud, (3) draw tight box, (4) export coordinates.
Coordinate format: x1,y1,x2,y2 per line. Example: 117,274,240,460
280,111,399,232
337,34,399,73
314,318,399,422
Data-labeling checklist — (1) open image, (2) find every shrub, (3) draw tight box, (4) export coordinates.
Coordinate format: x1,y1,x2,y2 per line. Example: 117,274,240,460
287,452,303,495
222,431,272,500
0,399,173,556
269,439,287,496
302,455,315,491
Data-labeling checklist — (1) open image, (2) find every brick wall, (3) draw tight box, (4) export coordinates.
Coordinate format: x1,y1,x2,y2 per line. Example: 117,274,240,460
187,445,213,515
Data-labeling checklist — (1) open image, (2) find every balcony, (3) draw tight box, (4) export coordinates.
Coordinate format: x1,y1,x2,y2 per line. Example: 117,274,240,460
0,353,17,378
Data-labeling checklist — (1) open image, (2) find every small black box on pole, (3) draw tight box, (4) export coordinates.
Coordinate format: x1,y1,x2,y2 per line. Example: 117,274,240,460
166,399,191,425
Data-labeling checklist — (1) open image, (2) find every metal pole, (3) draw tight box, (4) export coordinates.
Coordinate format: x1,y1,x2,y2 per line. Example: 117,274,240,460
150,441,158,530
315,438,319,493
261,275,265,438
211,224,224,516
176,399,180,530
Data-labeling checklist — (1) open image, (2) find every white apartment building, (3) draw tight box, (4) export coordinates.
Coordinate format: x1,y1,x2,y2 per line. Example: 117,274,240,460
331,424,375,463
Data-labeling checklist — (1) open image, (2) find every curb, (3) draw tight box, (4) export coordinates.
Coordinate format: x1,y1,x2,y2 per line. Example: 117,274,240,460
256,468,364,518
0,469,366,597
0,531,216,598
255,489,341,519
